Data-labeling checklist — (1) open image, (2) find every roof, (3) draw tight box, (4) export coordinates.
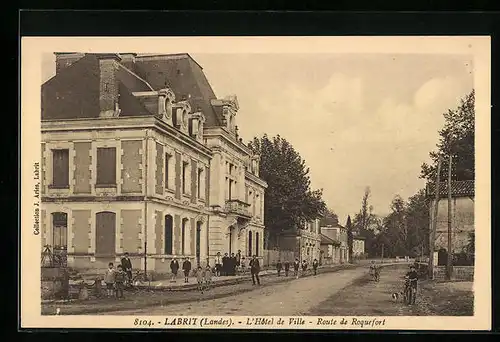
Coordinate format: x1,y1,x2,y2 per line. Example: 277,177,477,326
426,180,474,198
42,52,225,126
320,234,340,246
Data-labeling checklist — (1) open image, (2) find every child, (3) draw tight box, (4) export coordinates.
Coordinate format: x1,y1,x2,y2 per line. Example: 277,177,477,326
196,266,205,293
284,261,290,277
104,263,116,297
114,265,126,299
240,257,246,274
204,265,212,290
276,260,283,277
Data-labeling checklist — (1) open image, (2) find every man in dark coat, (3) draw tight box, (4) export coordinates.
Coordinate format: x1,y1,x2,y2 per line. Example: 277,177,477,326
284,260,290,277
222,253,229,276
182,257,192,283
121,252,133,285
230,253,237,276
249,255,261,285
170,257,179,282
276,260,283,276
312,259,319,275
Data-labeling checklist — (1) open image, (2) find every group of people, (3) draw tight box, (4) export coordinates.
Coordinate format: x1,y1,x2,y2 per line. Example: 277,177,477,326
213,251,244,276
275,258,320,278
102,252,134,299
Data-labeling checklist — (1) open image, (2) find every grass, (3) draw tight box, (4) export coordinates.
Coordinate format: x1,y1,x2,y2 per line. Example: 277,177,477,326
308,264,474,316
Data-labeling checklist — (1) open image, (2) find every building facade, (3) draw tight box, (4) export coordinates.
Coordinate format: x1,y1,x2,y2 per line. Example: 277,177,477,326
427,180,474,264
320,223,349,263
278,219,321,263
41,52,267,272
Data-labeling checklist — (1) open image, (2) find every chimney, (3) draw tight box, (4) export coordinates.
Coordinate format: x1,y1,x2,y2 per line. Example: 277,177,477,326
54,52,85,74
97,54,122,118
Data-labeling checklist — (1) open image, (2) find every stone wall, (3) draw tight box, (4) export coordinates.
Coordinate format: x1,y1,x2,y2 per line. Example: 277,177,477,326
433,266,474,281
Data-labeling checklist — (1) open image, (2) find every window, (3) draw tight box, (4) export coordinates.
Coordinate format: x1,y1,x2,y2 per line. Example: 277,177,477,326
172,108,178,126
96,147,116,186
95,211,116,257
255,232,260,257
182,161,188,194
181,218,188,255
197,168,203,198
164,215,173,255
165,153,171,189
248,231,253,256
256,194,260,216
52,212,68,251
228,179,233,200
52,149,69,187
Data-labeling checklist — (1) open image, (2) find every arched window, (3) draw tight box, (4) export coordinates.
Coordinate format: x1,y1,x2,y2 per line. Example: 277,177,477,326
164,215,173,255
248,231,253,256
181,218,189,255
255,232,260,257
165,98,172,119
95,211,116,257
52,212,67,252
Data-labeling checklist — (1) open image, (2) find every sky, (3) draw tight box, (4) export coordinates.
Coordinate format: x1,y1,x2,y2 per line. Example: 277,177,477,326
41,52,473,223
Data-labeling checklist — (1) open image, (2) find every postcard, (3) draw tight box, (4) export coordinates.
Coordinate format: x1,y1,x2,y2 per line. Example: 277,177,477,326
21,36,491,330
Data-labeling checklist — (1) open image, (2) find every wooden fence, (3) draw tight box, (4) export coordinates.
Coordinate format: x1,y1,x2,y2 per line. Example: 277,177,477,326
262,249,296,267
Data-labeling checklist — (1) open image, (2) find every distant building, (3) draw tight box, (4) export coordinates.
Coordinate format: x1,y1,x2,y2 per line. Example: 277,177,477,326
319,233,340,265
426,180,474,265
40,52,267,272
278,219,321,264
320,223,349,263
352,235,366,257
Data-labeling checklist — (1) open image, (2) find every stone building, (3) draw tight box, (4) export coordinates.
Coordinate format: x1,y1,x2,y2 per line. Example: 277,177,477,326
278,219,321,263
40,52,267,272
320,223,349,263
426,180,474,265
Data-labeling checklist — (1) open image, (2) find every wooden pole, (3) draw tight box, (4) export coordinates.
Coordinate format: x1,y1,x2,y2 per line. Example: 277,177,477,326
446,154,453,280
429,156,442,279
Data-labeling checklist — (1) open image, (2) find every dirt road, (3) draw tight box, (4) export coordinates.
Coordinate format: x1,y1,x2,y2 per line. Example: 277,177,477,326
101,267,370,316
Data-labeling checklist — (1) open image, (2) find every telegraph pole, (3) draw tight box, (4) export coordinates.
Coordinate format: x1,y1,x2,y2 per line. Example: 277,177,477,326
446,154,453,280
429,156,441,279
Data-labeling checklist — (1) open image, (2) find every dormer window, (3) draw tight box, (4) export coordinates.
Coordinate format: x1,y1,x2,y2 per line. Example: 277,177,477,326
182,110,188,128
165,98,172,119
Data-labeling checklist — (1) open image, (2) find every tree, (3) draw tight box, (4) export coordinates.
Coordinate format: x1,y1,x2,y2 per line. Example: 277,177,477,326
248,134,327,248
383,195,407,257
346,215,353,261
420,90,475,184
353,187,380,257
320,209,339,227
405,189,430,258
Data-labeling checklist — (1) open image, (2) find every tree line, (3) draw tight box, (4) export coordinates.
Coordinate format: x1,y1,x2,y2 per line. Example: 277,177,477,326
248,90,474,259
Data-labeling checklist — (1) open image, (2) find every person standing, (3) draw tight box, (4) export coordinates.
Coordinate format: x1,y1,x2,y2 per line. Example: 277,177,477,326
104,263,116,298
230,253,237,276
214,252,222,277
276,260,283,276
249,255,261,285
284,260,290,277
182,257,192,283
170,257,179,282
114,265,126,299
204,264,213,290
236,250,242,268
301,259,308,277
312,259,319,275
121,252,133,286
196,266,205,293
293,258,300,279
222,253,229,276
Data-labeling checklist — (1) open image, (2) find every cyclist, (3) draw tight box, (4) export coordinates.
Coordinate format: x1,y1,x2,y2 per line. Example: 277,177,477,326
369,261,379,281
404,264,419,305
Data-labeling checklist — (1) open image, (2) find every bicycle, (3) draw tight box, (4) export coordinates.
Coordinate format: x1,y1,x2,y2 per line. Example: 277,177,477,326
370,267,380,282
403,278,417,305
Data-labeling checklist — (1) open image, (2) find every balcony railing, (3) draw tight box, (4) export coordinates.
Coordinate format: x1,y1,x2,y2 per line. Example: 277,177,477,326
225,199,252,218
